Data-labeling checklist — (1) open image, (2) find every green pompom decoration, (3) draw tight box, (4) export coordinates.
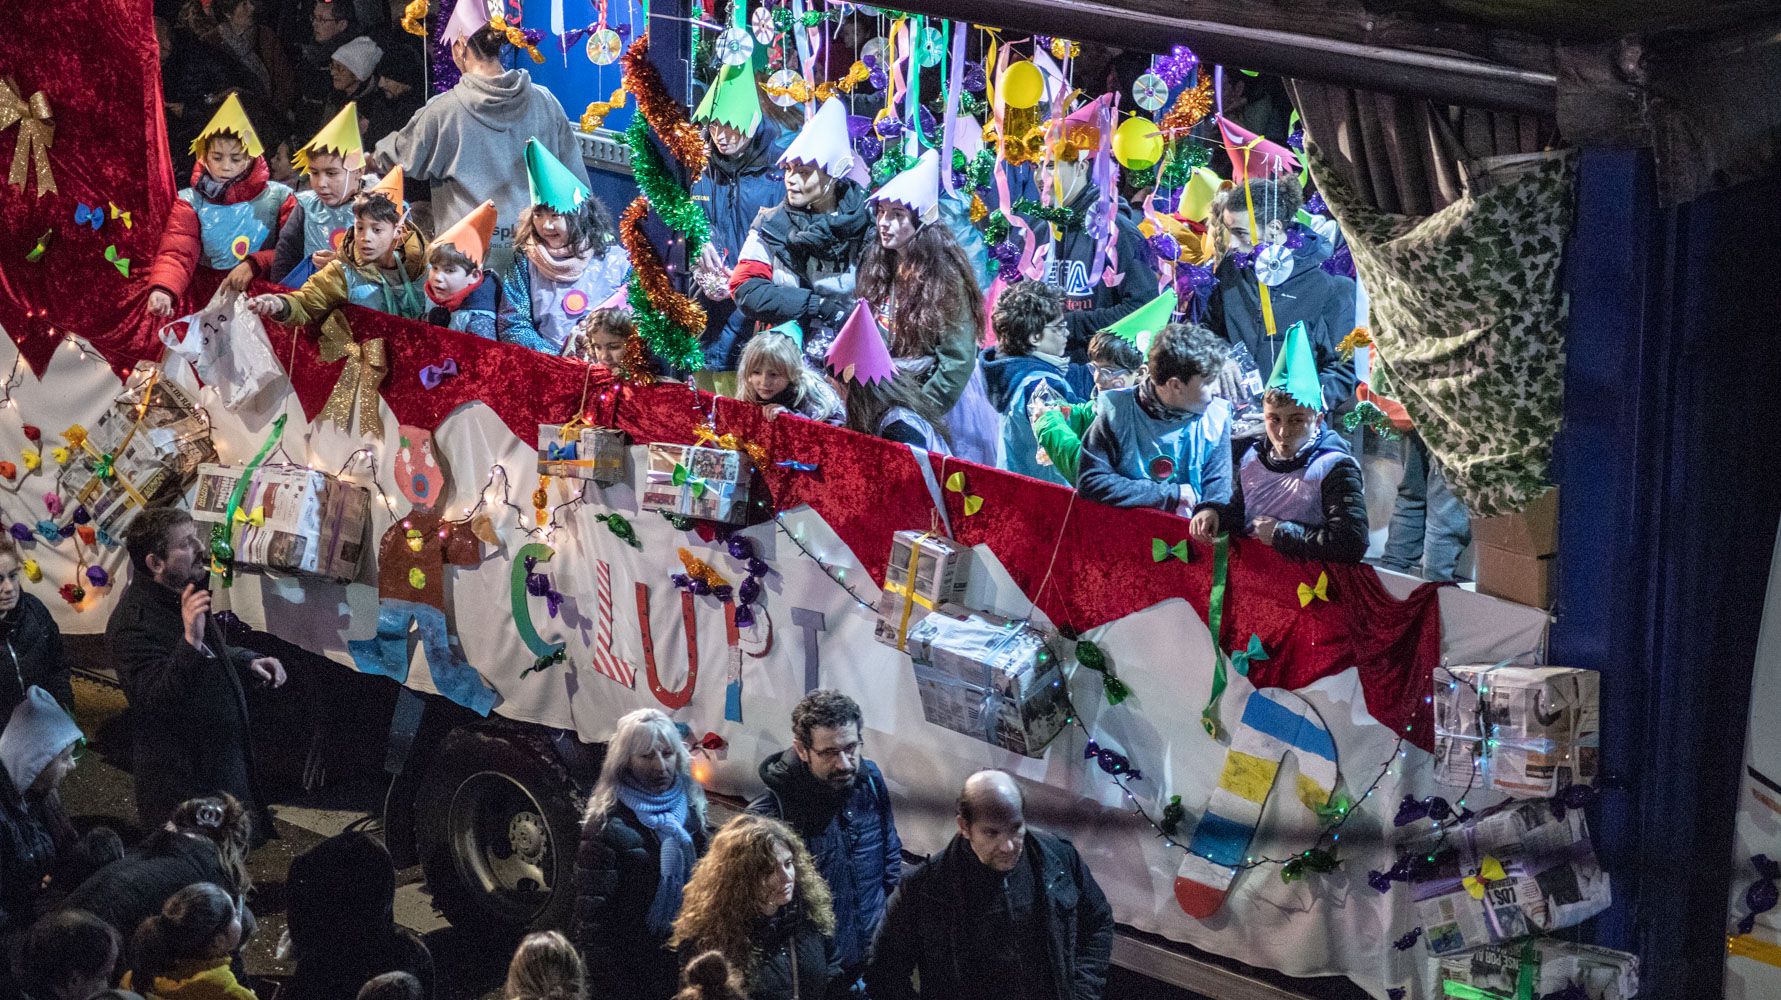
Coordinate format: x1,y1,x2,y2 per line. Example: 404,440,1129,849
1013,198,1080,230
1342,400,1403,441
1159,794,1185,836
983,210,1010,245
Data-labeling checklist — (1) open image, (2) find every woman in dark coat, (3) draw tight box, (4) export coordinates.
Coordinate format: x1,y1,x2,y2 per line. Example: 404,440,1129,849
573,709,710,1000
0,539,72,720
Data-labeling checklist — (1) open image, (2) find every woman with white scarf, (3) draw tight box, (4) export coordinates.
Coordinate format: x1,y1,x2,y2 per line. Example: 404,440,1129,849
573,709,709,1000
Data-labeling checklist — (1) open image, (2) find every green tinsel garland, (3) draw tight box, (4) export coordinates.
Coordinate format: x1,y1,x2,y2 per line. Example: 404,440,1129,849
1159,141,1213,189
1013,198,1080,230
968,148,996,190
627,278,706,372
625,115,711,253
1341,400,1403,441
983,210,1009,245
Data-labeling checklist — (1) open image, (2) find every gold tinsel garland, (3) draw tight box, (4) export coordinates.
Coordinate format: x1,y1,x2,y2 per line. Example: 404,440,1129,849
1161,76,1215,135
618,197,707,340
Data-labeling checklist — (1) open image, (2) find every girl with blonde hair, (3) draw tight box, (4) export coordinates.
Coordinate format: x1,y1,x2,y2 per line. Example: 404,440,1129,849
669,815,840,1000
731,330,843,425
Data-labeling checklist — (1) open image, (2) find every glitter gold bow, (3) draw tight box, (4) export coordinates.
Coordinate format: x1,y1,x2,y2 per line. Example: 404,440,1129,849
693,425,767,468
0,77,55,196
318,317,388,438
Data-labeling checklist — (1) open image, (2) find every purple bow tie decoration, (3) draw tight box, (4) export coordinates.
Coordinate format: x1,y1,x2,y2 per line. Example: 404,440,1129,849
419,358,459,390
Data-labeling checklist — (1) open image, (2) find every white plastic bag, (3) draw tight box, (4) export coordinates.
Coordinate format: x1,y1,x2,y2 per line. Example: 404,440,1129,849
161,289,282,407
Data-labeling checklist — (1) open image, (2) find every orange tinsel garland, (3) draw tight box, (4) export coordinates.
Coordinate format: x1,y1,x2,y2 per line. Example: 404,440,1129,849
619,36,707,181
619,197,707,334
1161,76,1215,135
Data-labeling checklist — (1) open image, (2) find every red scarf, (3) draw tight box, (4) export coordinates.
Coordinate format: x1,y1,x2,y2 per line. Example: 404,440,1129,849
189,156,270,205
424,272,485,310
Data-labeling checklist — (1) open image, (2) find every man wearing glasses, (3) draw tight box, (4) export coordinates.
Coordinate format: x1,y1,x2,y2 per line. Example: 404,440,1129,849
295,1,356,137
749,689,903,994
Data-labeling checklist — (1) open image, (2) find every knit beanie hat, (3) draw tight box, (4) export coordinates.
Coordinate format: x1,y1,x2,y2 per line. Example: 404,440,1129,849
332,36,384,82
0,686,81,794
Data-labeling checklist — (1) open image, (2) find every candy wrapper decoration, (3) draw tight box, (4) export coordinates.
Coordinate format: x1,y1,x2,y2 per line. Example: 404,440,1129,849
1435,664,1600,799
1411,798,1612,955
874,530,974,649
191,463,371,581
61,372,215,538
904,608,1068,758
161,290,283,408
537,423,628,486
1435,939,1638,1000
640,442,757,525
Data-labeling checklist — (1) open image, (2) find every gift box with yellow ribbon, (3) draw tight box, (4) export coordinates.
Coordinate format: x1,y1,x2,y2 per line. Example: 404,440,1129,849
537,422,627,486
190,462,371,581
60,372,215,537
1435,938,1638,1000
873,530,974,650
639,441,756,524
904,608,1067,758
1411,798,1611,956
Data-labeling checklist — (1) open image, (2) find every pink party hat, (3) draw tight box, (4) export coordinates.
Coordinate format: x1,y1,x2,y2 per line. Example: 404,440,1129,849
825,300,897,385
594,286,630,314
1216,115,1300,184
441,0,492,45
980,276,1007,349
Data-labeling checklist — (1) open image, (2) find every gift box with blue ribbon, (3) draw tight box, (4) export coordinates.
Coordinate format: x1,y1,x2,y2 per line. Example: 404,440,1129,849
537,423,627,486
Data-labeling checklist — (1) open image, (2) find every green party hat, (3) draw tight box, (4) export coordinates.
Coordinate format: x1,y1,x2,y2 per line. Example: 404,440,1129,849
692,63,764,138
765,319,804,349
524,138,590,213
1101,290,1178,354
1266,321,1324,409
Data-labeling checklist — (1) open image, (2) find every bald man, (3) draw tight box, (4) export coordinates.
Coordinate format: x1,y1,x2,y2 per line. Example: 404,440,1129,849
866,770,1113,1000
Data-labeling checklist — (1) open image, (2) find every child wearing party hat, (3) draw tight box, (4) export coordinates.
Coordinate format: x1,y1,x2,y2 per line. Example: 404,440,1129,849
1188,322,1367,562
260,103,371,287
423,200,529,344
1078,318,1234,513
503,138,628,354
1028,328,1149,486
246,166,427,326
826,301,949,451
689,59,781,371
730,322,843,425
147,93,295,317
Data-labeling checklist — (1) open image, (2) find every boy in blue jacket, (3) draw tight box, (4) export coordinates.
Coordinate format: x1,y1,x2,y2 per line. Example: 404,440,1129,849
981,281,1091,485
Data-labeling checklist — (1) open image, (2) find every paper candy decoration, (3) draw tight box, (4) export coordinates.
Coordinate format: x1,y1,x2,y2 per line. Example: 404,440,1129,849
294,102,365,174
779,96,854,179
692,62,764,138
191,463,371,581
875,530,973,650
524,138,590,213
440,0,493,45
640,442,757,525
1434,664,1600,799
1101,290,1177,355
1178,167,1229,224
368,164,406,211
432,200,497,267
904,608,1067,758
1266,322,1323,410
826,301,897,386
190,92,264,159
1217,115,1300,184
867,149,941,221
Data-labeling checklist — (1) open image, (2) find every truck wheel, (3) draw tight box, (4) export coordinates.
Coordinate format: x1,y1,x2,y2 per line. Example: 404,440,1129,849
416,723,584,936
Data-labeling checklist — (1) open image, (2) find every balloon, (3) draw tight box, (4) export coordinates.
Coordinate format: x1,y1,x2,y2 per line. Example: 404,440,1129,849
999,61,1044,110
1113,116,1164,171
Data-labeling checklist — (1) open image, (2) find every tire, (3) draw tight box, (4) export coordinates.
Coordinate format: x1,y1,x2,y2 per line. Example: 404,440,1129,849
415,723,584,938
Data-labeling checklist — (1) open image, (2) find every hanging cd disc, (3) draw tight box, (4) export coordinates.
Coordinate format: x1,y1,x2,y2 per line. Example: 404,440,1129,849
586,28,622,66
750,5,777,44
1133,72,1169,112
766,68,802,108
716,26,755,67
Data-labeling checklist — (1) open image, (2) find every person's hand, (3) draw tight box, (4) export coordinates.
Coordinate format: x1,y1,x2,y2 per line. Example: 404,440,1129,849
310,249,336,269
1190,509,1220,544
221,262,255,294
147,289,175,317
180,583,210,649
248,657,287,688
246,294,283,317
760,403,785,421
1252,516,1278,546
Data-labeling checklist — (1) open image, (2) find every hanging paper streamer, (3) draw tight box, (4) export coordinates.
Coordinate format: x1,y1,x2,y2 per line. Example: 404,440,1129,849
723,602,743,722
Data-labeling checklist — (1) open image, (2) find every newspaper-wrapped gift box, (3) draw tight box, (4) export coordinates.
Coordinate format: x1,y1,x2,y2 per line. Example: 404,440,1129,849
905,609,1067,758
1412,798,1611,956
874,531,973,649
1435,664,1600,798
639,443,756,524
1436,939,1638,1000
538,424,627,486
62,375,215,537
191,463,371,581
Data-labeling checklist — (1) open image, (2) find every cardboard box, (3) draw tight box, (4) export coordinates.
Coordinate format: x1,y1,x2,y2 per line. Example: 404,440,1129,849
874,531,973,649
538,424,627,486
1474,544,1554,609
1436,939,1638,1000
1470,487,1559,556
191,463,371,581
905,609,1068,758
62,376,216,537
639,442,757,524
1435,664,1599,798
1411,798,1611,956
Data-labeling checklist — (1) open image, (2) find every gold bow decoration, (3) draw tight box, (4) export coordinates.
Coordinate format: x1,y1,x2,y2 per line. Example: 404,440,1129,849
318,316,388,439
693,425,768,468
0,77,55,196
1298,570,1330,607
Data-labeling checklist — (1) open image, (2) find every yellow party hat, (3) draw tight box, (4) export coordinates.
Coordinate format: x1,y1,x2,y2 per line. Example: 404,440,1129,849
189,92,264,159
293,102,365,174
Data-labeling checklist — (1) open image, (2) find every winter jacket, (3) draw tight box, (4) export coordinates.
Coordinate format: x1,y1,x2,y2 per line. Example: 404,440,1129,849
1197,428,1368,563
123,957,257,1000
0,594,71,721
573,801,710,999
423,273,545,351
1039,186,1162,361
890,311,981,419
286,928,434,1000
1205,232,1358,416
866,831,1113,1000
1078,384,1233,513
729,181,872,358
154,159,296,294
504,244,631,354
691,124,787,369
753,381,845,426
980,349,1090,486
269,228,429,328
748,754,902,980
105,578,266,829
61,830,238,960
266,189,359,286
0,753,59,940
732,903,844,1000
146,199,204,303
374,69,589,278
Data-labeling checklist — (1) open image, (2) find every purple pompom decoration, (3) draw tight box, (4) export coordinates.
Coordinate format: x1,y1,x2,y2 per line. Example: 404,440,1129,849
86,565,108,588
739,576,762,605
1147,233,1179,262
962,62,986,93
735,604,756,629
8,523,29,542
727,536,755,561
1305,192,1328,216
1157,45,1198,87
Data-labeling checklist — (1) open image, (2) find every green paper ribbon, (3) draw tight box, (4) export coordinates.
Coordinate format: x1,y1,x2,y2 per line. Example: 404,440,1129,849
210,414,286,587
1152,538,1190,563
671,463,708,498
1201,533,1231,738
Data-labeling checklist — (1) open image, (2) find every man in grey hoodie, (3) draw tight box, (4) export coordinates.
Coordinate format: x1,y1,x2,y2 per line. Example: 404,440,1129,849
374,24,589,278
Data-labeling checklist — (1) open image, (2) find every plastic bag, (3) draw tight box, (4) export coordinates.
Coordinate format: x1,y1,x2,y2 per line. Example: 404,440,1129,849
162,289,282,407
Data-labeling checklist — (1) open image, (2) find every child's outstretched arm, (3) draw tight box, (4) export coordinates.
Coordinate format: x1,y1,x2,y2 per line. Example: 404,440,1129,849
246,261,347,326
144,199,202,316
1270,458,1369,563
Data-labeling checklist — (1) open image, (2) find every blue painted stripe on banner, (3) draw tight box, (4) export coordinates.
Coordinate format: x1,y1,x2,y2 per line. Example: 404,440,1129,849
1242,692,1337,762
1190,811,1253,866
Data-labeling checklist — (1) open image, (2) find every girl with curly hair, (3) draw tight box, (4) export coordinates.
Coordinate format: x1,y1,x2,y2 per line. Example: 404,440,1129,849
669,815,842,1000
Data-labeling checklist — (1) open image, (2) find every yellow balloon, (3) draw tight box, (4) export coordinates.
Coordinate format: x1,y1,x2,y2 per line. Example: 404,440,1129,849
1113,116,1164,171
1000,61,1044,110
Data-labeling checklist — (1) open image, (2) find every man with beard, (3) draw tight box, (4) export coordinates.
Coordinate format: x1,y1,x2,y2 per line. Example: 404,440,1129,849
748,689,901,993
107,509,285,832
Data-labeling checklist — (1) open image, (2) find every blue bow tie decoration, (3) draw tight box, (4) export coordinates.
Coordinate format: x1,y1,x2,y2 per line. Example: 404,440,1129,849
545,440,579,461
74,203,103,230
1228,634,1268,677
